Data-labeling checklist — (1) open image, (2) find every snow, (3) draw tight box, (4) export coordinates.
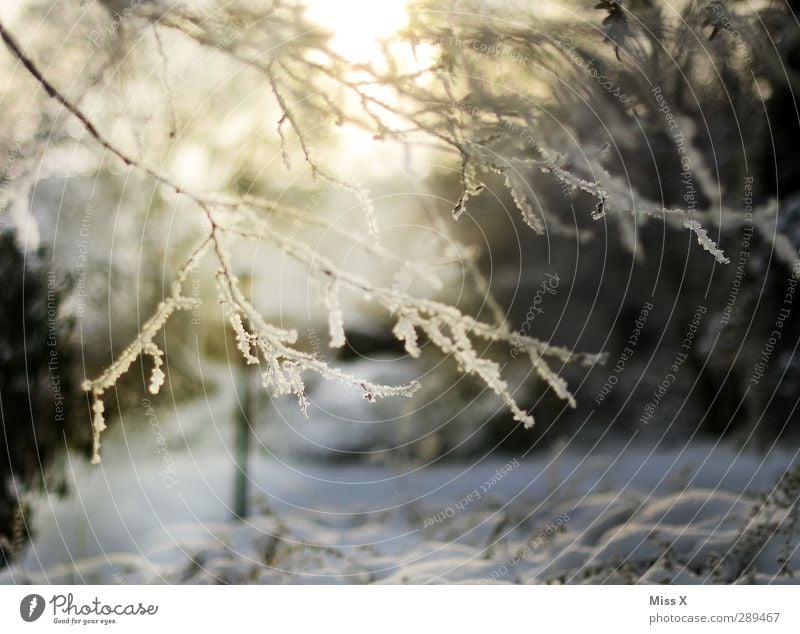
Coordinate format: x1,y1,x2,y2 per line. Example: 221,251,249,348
1,369,797,585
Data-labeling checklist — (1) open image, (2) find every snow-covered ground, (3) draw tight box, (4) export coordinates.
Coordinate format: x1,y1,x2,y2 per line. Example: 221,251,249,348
2,368,798,585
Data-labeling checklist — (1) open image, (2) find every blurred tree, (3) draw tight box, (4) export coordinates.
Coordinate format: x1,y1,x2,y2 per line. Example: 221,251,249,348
0,231,87,564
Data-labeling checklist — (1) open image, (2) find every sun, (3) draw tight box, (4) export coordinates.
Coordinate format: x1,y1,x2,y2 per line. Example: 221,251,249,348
303,0,411,64
298,0,438,178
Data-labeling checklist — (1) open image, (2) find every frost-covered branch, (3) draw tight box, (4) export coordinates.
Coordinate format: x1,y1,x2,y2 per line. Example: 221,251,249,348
81,237,211,463
8,0,779,466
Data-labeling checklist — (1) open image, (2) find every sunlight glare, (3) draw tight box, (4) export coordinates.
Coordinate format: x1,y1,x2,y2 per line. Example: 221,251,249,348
303,0,410,64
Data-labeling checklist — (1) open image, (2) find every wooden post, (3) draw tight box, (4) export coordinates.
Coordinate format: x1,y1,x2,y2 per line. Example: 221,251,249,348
232,366,252,520
232,272,253,521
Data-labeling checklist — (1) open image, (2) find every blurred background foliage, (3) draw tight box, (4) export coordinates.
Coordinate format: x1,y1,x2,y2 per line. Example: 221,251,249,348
1,0,799,563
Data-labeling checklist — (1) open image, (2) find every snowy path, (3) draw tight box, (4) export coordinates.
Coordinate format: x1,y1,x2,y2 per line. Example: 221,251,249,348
2,434,796,584
2,366,798,585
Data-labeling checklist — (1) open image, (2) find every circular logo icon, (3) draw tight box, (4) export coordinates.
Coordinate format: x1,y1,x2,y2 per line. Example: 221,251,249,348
20,594,45,622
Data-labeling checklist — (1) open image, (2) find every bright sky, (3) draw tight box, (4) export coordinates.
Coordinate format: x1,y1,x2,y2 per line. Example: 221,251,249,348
303,0,410,63
301,0,437,179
